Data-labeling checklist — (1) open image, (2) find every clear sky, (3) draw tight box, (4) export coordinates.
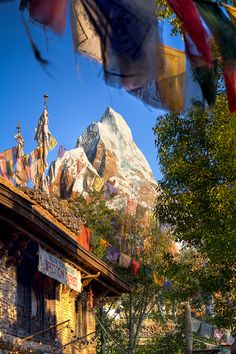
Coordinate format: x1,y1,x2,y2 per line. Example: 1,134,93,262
0,2,183,180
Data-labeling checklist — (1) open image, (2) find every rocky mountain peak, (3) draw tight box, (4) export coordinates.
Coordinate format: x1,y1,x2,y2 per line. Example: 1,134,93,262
48,108,157,218
100,107,133,140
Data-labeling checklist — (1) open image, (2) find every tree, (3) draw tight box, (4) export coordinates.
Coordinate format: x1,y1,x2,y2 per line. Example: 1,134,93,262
153,93,236,329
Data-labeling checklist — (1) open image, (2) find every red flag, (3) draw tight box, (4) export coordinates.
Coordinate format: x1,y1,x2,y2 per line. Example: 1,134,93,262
30,0,68,34
78,224,92,251
167,0,211,66
131,259,141,275
223,61,236,113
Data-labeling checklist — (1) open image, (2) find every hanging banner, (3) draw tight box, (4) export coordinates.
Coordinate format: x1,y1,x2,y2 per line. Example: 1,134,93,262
38,247,82,292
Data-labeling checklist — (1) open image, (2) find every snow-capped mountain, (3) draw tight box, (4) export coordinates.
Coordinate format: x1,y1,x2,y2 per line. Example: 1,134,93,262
48,107,157,216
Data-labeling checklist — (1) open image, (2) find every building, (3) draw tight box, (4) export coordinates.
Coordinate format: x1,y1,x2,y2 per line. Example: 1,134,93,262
0,177,130,353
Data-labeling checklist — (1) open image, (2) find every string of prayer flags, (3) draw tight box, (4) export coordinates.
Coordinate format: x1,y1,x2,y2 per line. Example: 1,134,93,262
196,0,236,113
0,147,18,165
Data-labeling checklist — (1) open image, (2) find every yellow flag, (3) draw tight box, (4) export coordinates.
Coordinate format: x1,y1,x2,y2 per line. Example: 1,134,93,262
99,239,110,249
93,176,104,192
49,135,58,151
224,4,236,26
158,44,186,113
37,157,44,176
153,271,164,286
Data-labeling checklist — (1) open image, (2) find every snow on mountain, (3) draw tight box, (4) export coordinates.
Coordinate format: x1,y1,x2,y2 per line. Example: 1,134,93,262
48,107,157,216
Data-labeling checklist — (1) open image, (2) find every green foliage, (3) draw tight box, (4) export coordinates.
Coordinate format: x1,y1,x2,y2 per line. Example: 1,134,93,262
68,191,118,257
156,0,236,37
153,93,236,328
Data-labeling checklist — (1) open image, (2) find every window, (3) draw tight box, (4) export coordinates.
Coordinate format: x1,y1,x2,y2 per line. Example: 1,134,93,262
16,242,56,343
75,293,87,341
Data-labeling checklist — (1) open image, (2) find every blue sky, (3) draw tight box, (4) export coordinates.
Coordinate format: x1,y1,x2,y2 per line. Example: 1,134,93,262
0,2,183,180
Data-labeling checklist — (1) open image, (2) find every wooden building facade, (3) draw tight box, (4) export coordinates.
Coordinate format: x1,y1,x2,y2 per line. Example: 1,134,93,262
0,178,130,353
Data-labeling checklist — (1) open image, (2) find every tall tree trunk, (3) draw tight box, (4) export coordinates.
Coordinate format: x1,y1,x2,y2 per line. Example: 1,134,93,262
98,308,106,354
184,302,192,354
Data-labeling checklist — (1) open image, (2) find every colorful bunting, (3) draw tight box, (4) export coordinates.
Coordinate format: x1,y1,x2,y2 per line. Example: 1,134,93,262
196,0,236,113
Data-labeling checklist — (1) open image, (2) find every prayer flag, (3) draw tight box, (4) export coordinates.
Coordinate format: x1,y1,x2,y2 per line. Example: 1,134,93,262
214,328,224,341
28,0,68,34
224,4,236,26
191,318,201,333
13,158,29,185
5,148,13,162
200,322,212,339
58,145,66,158
6,160,13,177
93,176,104,192
131,259,141,275
49,135,58,150
119,252,131,269
106,246,120,263
153,272,164,286
158,45,186,112
196,1,236,113
78,224,92,251
167,0,211,65
99,239,110,249
24,155,31,180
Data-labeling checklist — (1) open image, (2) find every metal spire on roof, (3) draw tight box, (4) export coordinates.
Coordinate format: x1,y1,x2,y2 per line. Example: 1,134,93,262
14,120,24,159
43,94,49,110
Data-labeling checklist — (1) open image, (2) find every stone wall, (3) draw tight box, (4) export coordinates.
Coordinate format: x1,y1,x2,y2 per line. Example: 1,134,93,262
0,249,17,335
0,247,96,354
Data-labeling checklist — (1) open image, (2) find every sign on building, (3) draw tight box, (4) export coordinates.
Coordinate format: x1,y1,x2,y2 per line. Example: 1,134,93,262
38,247,82,292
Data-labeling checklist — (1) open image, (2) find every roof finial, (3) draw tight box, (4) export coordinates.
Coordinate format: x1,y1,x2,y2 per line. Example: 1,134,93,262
43,94,49,110
16,120,21,134
15,120,24,159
